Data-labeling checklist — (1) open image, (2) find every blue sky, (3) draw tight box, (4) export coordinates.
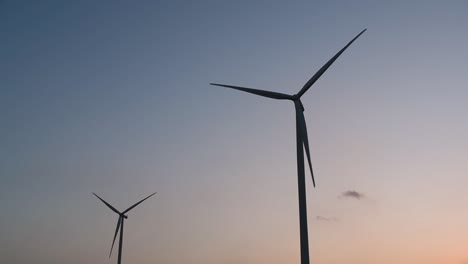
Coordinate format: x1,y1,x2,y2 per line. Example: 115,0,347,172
2,1,468,263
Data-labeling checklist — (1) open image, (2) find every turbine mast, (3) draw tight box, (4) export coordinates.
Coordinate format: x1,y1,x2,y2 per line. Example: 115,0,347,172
118,218,124,264
295,103,310,264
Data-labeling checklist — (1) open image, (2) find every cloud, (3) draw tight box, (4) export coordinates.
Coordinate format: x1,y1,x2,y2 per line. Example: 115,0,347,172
316,216,338,222
340,190,365,200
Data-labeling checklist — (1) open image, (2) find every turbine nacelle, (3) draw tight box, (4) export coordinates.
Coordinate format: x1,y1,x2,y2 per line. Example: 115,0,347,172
293,98,305,112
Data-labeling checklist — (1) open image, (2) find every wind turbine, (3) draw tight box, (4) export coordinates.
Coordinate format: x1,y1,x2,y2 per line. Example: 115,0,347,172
93,192,156,264
210,29,366,264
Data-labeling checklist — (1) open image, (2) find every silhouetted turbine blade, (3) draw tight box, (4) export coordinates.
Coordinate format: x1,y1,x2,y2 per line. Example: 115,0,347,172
109,216,122,258
297,29,367,98
122,192,157,214
93,193,121,215
210,83,293,100
298,111,316,187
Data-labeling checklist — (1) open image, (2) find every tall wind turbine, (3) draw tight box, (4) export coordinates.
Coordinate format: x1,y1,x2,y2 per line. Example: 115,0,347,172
93,192,156,264
210,29,366,264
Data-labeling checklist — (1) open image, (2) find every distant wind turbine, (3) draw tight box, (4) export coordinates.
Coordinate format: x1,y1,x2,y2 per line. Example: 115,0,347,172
93,192,156,264
210,29,366,264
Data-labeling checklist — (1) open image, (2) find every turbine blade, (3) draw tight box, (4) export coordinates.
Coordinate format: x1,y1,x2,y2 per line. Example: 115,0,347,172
93,193,121,215
298,111,316,187
210,83,292,100
122,192,157,214
109,217,122,258
297,29,367,98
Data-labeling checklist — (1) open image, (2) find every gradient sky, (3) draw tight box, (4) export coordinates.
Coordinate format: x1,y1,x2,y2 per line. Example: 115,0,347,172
2,1,468,264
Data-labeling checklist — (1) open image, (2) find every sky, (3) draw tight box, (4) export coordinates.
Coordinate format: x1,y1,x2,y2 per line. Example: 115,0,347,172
1,1,468,263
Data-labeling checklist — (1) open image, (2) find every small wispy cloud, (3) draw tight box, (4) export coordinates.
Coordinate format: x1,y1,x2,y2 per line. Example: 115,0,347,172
316,216,338,222
340,190,365,200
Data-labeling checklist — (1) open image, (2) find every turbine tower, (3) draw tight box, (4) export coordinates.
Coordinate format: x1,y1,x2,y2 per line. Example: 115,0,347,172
210,29,366,264
93,192,156,264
